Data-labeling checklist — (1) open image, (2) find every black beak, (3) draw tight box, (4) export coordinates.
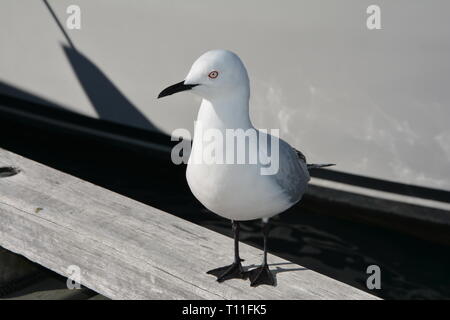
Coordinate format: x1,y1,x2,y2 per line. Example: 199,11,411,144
157,81,198,99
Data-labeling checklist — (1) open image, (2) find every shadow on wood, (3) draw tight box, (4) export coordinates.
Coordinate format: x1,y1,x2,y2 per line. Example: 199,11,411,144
0,148,378,300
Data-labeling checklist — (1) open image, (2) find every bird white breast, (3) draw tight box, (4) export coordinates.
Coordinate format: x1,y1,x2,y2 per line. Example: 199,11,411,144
186,161,296,221
185,98,309,221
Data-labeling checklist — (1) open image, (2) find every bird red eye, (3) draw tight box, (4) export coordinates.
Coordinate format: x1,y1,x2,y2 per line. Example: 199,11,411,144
208,71,219,79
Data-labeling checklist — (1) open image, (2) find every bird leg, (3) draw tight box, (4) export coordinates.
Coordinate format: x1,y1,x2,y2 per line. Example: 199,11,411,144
246,220,275,287
207,220,246,282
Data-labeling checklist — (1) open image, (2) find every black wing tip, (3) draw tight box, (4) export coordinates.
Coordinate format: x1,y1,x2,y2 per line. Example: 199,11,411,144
307,163,336,169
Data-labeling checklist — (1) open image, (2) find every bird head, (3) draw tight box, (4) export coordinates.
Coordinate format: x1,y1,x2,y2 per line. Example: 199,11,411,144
158,49,250,101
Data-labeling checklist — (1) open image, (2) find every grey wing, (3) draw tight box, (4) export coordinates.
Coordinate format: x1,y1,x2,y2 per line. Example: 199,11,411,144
294,148,307,163
273,138,310,204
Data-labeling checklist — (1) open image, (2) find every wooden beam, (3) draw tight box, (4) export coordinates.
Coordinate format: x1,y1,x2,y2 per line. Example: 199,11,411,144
0,148,378,299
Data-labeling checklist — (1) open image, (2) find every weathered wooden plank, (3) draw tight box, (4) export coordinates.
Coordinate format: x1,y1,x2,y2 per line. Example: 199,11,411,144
0,148,378,299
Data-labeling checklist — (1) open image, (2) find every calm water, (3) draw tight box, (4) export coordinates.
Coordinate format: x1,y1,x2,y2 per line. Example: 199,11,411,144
1,119,450,300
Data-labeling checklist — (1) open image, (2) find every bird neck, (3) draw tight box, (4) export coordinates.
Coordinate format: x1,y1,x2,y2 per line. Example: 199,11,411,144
196,93,253,131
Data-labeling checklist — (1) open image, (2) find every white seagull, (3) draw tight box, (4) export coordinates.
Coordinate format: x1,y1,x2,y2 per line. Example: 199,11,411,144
158,49,334,286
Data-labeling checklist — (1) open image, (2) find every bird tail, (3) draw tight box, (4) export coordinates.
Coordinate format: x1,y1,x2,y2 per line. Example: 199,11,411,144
307,163,335,170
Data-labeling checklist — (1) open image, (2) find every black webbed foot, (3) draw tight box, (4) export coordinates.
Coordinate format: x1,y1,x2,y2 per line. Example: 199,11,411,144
246,264,275,287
